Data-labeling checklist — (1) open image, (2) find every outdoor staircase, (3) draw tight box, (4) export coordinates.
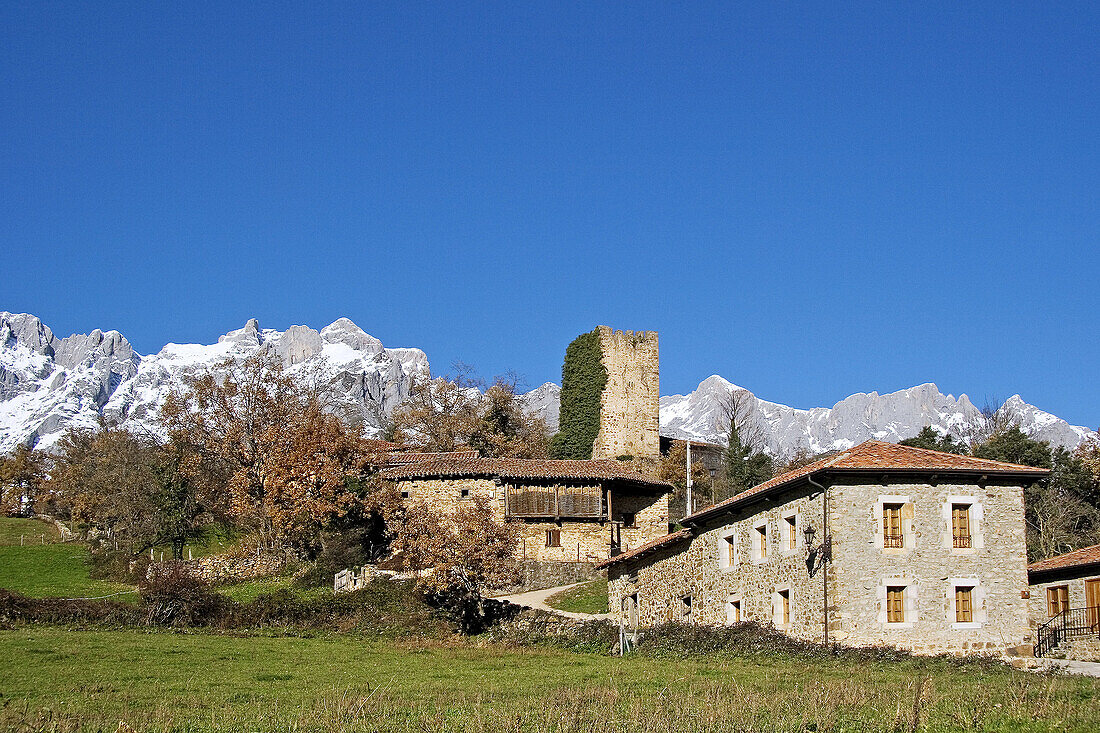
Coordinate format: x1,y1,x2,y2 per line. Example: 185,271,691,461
1034,608,1100,658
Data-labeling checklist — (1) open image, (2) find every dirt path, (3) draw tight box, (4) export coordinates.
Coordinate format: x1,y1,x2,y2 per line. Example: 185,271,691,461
491,582,610,621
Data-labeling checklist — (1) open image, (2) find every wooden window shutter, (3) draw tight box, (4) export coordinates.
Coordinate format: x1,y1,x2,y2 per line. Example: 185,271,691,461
887,586,905,623
956,587,973,623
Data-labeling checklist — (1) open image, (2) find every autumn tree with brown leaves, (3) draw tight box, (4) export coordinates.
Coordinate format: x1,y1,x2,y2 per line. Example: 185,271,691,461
0,445,46,515
658,440,714,520
388,497,518,632
391,371,550,458
160,354,392,550
47,426,206,557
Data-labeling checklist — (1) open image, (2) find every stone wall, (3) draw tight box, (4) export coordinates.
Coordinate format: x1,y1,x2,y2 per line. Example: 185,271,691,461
828,480,1031,656
394,475,669,565
1028,573,1100,628
609,488,825,638
494,561,600,594
1064,637,1100,662
614,492,671,554
591,327,659,460
182,551,288,583
609,478,1034,656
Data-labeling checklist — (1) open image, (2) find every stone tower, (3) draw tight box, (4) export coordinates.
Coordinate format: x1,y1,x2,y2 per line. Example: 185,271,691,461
591,326,659,459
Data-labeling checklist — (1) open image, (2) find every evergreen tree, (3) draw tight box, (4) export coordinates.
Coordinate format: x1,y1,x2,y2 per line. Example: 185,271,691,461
972,425,1100,559
724,420,773,497
899,426,967,454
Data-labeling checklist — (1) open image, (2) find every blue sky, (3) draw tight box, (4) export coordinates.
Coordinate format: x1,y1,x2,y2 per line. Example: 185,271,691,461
3,3,1097,428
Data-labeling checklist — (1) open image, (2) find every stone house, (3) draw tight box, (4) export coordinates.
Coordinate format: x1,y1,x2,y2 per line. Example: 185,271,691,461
1028,543,1100,658
600,440,1047,656
381,457,673,564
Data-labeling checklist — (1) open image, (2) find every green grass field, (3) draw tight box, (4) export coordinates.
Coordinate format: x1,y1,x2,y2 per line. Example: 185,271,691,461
544,578,609,614
0,544,134,599
0,516,62,545
1,628,1098,732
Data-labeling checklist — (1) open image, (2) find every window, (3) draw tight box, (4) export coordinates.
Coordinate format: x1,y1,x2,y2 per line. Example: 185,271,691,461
882,503,903,548
886,586,905,623
785,515,797,550
955,586,974,623
1047,585,1070,617
720,533,736,569
726,598,741,624
951,504,971,548
620,512,637,528
778,589,790,626
400,490,410,499
622,593,639,627
460,488,470,498
757,524,768,559
682,594,693,623
545,529,561,547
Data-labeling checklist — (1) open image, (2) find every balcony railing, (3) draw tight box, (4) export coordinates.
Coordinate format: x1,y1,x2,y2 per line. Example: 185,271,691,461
953,534,972,549
883,534,904,549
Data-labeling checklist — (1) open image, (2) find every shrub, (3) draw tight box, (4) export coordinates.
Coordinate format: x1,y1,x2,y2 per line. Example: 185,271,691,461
294,527,382,589
88,547,151,583
0,589,141,627
139,563,229,626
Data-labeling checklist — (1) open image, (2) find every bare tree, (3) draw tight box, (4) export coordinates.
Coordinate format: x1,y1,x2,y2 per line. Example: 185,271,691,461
715,389,774,500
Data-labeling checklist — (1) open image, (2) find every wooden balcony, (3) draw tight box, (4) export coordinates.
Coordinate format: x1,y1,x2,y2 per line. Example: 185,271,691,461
505,484,605,519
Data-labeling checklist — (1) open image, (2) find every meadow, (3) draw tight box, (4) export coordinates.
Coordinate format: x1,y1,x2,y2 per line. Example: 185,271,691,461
2,517,1099,732
2,628,1099,732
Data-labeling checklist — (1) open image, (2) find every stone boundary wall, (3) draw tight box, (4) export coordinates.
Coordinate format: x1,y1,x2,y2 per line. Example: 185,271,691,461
182,551,289,583
494,560,601,594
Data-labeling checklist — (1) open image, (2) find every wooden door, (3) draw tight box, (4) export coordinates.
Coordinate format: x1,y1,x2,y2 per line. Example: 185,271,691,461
1086,579,1100,630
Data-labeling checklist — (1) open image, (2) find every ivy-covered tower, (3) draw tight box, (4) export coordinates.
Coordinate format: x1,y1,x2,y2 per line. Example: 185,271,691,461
551,326,659,460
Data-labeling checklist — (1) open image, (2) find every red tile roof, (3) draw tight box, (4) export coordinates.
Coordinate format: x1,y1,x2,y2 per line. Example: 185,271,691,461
380,457,673,488
686,439,1048,524
595,529,692,570
382,450,480,465
1028,544,1100,576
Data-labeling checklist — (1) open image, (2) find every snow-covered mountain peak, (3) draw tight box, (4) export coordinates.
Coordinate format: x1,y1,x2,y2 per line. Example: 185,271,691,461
0,314,429,452
218,318,263,348
656,377,1096,455
320,318,384,356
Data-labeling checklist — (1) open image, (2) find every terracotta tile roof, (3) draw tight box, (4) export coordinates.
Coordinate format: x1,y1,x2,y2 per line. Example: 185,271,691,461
1028,543,1100,576
363,439,406,453
595,529,692,570
380,457,673,488
685,440,1048,524
382,450,481,465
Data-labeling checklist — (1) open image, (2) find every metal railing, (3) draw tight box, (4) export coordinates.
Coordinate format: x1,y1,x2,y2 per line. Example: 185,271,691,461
953,534,972,548
1034,607,1100,657
883,534,904,548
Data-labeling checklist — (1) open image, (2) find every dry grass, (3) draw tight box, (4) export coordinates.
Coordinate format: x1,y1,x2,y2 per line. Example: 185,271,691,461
1,628,1098,732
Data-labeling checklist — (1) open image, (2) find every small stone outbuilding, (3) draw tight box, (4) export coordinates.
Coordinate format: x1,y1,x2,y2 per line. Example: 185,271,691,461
382,457,672,566
1028,543,1100,659
601,440,1047,657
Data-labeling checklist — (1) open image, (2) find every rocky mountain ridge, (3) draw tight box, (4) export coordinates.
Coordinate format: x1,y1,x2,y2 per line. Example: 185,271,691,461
2,312,1094,456
656,375,1096,454
0,312,427,452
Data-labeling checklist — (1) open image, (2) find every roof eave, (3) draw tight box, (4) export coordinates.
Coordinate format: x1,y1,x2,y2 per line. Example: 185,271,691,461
682,466,1050,527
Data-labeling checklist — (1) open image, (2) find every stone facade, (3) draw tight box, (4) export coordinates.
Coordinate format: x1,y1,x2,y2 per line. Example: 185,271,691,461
395,475,670,566
1028,573,1100,627
608,478,1034,656
827,480,1031,655
591,326,659,460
